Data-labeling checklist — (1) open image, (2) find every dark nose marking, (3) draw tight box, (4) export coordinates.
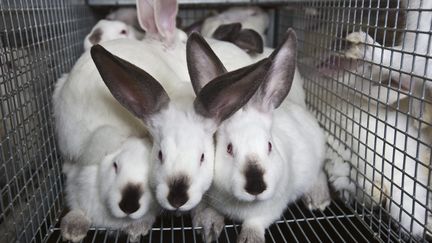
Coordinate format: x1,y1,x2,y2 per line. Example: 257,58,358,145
119,183,143,215
244,163,266,196
167,175,190,209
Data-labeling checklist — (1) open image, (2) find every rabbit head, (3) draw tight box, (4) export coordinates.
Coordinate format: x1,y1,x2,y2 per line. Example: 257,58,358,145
98,137,152,219
199,30,297,202
84,20,139,51
90,42,262,211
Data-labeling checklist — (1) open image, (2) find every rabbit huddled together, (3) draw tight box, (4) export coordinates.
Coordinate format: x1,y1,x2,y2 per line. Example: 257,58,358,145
53,0,329,242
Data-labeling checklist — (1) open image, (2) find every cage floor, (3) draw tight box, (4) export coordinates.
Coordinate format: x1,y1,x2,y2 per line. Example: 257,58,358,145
44,199,407,243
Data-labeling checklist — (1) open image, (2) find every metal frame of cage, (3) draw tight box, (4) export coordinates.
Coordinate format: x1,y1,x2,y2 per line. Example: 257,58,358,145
0,0,431,242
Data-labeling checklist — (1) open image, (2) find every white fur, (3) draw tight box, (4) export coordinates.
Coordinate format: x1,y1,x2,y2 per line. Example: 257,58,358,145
324,96,431,237
106,7,141,31
341,0,432,124
62,134,156,241
321,0,432,237
201,7,270,45
83,19,143,51
195,32,329,242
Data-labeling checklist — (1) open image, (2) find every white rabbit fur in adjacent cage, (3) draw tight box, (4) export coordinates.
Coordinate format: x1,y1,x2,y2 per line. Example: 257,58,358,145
2,0,432,242
319,0,432,238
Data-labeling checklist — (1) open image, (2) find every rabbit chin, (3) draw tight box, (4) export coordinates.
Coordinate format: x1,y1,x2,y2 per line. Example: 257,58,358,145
232,186,274,202
154,184,202,212
108,199,150,220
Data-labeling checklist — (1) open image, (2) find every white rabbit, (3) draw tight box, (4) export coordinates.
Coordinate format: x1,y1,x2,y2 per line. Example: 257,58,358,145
54,0,263,214
324,96,431,238
106,7,142,31
201,7,269,45
314,5,432,235
333,0,432,125
83,19,144,51
61,128,156,242
190,30,330,243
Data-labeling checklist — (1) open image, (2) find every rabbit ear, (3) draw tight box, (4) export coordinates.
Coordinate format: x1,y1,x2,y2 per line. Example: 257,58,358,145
187,32,227,94
194,58,270,124
136,0,158,35
251,28,297,111
212,22,242,41
90,45,170,120
232,29,264,54
136,0,178,43
154,0,178,43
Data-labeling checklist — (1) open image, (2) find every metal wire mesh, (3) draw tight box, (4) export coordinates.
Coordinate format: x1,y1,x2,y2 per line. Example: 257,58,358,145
1,0,431,242
0,0,96,242
285,0,432,241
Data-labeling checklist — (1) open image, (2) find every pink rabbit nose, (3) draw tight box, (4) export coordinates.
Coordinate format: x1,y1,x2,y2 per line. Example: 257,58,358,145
119,184,143,214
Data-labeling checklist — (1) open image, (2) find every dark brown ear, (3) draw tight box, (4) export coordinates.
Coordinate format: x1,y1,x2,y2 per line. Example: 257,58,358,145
251,28,297,111
194,58,270,124
187,32,227,94
233,29,264,54
90,44,170,120
212,23,242,41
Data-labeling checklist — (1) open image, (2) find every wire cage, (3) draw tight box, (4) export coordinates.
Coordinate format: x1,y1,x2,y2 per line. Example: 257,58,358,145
0,0,431,242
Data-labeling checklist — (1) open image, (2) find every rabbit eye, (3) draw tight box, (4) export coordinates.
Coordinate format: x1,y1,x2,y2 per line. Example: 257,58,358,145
227,143,233,156
158,150,163,163
113,162,118,173
120,29,127,35
268,142,272,153
200,153,205,164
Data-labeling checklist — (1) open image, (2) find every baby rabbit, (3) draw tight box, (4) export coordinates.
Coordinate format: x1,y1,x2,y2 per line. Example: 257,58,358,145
84,19,143,51
61,128,155,242
190,30,330,243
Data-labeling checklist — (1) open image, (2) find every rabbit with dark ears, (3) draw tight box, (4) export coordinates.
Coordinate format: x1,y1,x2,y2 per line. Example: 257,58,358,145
61,127,155,242
189,30,330,243
90,40,264,212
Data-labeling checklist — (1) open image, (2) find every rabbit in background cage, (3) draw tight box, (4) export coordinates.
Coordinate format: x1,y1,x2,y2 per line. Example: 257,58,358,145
106,7,142,31
333,0,432,127
191,30,330,243
200,7,270,54
318,49,432,239
83,19,144,51
314,0,432,238
61,127,157,242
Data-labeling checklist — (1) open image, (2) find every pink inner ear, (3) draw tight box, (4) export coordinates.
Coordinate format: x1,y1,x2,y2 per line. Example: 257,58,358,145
154,0,177,42
136,0,158,34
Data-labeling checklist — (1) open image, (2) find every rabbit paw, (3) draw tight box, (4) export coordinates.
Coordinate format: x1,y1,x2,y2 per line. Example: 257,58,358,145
302,175,331,211
192,206,225,243
124,215,156,242
237,226,265,243
344,31,375,60
325,153,356,201
60,210,91,243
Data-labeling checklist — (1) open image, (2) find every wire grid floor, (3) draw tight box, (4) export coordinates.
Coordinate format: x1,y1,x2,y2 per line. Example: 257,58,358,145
46,199,403,243
1,1,431,243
